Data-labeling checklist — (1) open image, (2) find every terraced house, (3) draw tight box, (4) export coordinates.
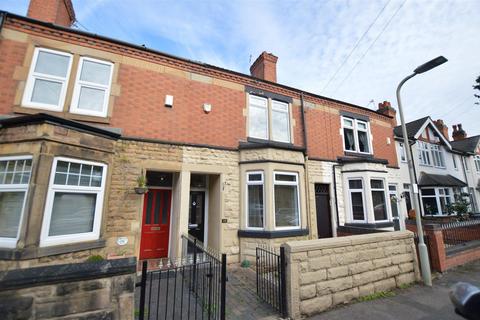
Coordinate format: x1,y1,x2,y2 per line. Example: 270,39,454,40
0,0,403,270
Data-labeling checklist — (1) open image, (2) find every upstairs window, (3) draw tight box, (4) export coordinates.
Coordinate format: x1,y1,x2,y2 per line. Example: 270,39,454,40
0,156,32,248
246,172,264,229
71,57,114,117
418,141,431,166
474,155,480,173
248,95,291,143
342,117,371,154
463,156,470,172
399,142,407,162
40,157,107,247
430,145,445,168
22,48,73,111
452,155,458,170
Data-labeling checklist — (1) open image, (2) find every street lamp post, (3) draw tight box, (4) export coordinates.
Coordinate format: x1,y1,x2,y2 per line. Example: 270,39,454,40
396,56,448,286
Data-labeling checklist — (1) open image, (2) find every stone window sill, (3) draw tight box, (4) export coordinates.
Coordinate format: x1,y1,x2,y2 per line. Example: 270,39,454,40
0,239,106,260
238,229,309,239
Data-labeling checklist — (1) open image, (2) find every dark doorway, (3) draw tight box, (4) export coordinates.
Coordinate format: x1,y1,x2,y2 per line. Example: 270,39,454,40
189,191,206,242
315,184,332,238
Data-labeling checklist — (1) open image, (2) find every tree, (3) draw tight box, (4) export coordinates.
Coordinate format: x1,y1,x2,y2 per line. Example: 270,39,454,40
475,75,480,104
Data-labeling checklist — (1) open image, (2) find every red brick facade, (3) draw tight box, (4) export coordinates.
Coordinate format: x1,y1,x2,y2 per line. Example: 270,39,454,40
27,0,75,27
0,13,398,164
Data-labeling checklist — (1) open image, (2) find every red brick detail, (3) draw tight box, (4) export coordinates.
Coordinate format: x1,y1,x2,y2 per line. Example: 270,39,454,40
250,52,278,83
0,39,28,114
433,119,449,140
27,0,75,27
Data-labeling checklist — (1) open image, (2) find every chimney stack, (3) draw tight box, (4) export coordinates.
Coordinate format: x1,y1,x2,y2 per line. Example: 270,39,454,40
376,101,397,125
27,0,76,27
452,123,467,141
433,119,449,140
250,52,278,82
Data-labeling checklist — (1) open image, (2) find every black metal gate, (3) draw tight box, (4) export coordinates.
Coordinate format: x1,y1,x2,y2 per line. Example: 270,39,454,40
138,235,226,320
256,246,287,318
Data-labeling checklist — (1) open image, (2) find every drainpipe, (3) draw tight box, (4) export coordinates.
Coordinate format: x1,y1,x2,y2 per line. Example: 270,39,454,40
300,93,313,238
332,164,341,232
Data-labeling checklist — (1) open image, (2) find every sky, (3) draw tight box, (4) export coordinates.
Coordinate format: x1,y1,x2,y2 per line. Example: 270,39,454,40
2,0,480,136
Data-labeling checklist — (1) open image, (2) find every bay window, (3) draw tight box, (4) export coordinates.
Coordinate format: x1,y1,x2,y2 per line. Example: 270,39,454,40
246,172,264,229
22,48,73,111
0,156,32,248
371,179,388,221
248,94,291,143
474,155,480,173
40,157,107,247
71,57,114,117
342,117,371,154
420,187,453,215
430,145,445,168
418,141,431,166
348,179,365,221
274,172,300,229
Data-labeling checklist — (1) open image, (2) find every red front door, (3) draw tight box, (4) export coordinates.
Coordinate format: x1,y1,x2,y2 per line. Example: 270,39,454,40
140,189,172,259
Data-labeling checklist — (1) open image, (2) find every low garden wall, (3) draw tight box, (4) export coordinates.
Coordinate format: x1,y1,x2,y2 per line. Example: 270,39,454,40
283,231,419,319
0,257,136,320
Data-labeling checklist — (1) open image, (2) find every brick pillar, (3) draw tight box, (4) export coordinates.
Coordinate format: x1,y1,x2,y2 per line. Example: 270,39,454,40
423,224,447,272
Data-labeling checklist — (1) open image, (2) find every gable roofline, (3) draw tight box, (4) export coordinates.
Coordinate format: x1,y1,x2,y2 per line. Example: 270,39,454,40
0,10,393,120
394,116,451,150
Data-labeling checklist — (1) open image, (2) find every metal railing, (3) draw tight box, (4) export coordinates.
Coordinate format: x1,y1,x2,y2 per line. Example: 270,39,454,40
256,246,287,318
138,235,226,320
440,220,480,249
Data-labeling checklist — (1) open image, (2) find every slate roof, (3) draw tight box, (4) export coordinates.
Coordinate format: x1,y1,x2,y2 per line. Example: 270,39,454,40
393,116,430,139
450,136,480,154
418,172,467,187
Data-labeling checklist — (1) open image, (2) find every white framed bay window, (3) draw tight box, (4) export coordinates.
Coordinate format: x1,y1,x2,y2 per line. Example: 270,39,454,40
371,179,388,221
0,156,32,248
70,57,114,117
348,178,366,222
246,171,264,229
22,48,73,111
40,157,107,247
273,172,300,229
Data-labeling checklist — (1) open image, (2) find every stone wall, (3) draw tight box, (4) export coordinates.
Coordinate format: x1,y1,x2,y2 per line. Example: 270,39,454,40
0,257,136,320
284,231,420,319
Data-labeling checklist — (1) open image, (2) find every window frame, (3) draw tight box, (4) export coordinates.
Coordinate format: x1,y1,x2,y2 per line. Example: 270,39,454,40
0,155,32,248
248,95,269,140
245,171,265,230
348,177,367,223
40,157,107,247
370,178,389,222
452,154,458,170
420,187,453,216
341,116,372,154
474,155,480,173
463,156,470,172
22,47,73,112
430,144,446,168
399,142,407,162
272,171,301,230
418,141,432,166
70,56,114,118
271,99,291,143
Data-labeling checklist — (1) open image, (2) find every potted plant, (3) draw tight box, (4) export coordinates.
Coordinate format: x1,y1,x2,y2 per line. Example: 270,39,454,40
134,175,148,194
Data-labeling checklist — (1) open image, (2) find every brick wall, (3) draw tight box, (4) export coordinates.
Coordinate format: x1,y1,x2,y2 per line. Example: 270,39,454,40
284,231,419,319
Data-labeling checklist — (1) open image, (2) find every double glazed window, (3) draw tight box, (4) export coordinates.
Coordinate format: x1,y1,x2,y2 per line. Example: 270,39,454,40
418,141,431,166
40,157,107,246
474,155,480,173
399,143,406,162
246,172,264,229
371,179,387,221
421,187,452,215
348,179,365,221
430,145,445,168
453,155,458,170
342,117,371,154
248,95,291,143
0,157,32,248
274,172,300,229
23,48,113,117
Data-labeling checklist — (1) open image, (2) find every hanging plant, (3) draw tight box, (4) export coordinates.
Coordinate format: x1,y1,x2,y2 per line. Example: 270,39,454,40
134,175,148,194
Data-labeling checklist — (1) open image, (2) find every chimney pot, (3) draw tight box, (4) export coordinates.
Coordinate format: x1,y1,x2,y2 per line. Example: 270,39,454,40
434,119,449,139
27,0,76,27
452,123,467,141
376,100,397,125
250,51,278,82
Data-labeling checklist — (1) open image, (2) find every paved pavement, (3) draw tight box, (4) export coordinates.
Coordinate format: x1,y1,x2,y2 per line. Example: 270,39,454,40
310,260,480,320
